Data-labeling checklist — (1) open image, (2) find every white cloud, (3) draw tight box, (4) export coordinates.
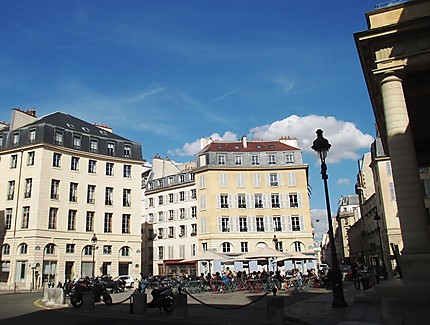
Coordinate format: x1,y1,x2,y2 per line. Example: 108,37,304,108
171,114,373,163
337,178,351,186
249,115,374,163
171,131,238,156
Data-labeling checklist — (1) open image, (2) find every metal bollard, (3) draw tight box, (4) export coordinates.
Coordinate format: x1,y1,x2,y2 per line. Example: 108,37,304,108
133,292,147,315
172,293,187,318
266,295,284,324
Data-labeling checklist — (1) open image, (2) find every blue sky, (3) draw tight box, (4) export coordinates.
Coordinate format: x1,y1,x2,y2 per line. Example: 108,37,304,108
0,0,380,241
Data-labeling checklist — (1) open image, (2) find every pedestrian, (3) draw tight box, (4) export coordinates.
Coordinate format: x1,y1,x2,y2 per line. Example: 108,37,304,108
351,262,361,289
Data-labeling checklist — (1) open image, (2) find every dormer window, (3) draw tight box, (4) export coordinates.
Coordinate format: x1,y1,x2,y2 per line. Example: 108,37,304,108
218,154,226,165
124,145,131,158
107,142,115,156
29,129,36,143
13,133,19,147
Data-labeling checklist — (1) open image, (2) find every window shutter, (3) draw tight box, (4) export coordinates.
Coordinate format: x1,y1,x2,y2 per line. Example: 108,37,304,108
217,194,221,208
250,216,255,232
288,173,296,186
286,192,290,208
201,217,206,233
262,194,267,208
277,173,281,186
298,193,303,208
228,194,233,207
299,215,304,231
264,217,269,232
266,173,270,186
281,216,286,231
250,194,255,208
234,194,238,208
218,217,223,232
235,216,239,232
279,194,283,208
288,216,292,231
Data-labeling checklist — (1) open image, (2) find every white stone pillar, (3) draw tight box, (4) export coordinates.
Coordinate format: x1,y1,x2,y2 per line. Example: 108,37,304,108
379,72,430,256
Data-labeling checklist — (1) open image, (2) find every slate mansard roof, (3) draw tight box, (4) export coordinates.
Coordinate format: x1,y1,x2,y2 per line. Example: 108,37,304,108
0,111,143,161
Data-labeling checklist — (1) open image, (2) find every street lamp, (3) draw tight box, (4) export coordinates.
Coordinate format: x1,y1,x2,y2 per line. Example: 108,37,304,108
312,129,348,308
91,234,98,278
372,208,388,280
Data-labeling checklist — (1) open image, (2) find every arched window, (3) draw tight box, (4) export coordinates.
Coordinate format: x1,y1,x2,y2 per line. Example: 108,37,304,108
19,243,28,254
292,241,304,252
121,246,130,257
45,243,56,255
2,244,10,255
221,242,231,253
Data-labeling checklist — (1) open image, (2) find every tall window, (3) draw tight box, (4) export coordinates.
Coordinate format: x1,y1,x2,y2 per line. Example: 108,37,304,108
73,136,81,149
179,191,185,201
221,217,230,232
87,185,96,204
191,206,197,218
124,145,131,157
71,157,79,171
66,244,75,254
286,153,294,164
7,181,15,200
269,173,279,186
273,216,282,231
88,160,97,173
69,183,78,202
22,206,30,228
86,211,94,232
256,217,264,231
291,216,301,231
68,210,77,231
268,154,276,164
106,162,114,176
107,142,115,155
53,153,62,167
104,213,112,233
168,193,174,203
20,243,28,254
220,194,229,208
2,244,10,255
29,129,36,143
254,193,263,208
90,139,98,153
54,130,63,145
51,179,60,200
10,154,17,168
123,189,131,207
235,155,243,165
158,195,163,205
251,155,260,165
217,154,226,165
179,208,185,219
48,208,58,229
103,245,112,255
27,151,35,166
241,242,248,253
239,217,248,232
238,194,246,208
271,194,280,208
105,187,113,205
12,133,19,146
122,214,130,233
191,189,197,200
275,241,283,252
5,208,12,230
158,247,164,260
191,223,197,235
123,165,131,178
289,193,299,208
24,178,32,198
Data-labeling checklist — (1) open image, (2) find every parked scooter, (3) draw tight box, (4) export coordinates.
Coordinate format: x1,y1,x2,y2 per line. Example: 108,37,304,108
147,286,174,312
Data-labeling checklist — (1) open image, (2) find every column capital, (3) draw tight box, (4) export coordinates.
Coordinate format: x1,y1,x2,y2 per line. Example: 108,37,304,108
379,70,405,86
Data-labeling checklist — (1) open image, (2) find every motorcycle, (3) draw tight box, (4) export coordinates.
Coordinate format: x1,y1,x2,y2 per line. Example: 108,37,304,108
146,286,174,313
65,277,113,308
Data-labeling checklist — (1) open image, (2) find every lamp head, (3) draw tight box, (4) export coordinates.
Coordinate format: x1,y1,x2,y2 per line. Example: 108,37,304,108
91,234,98,245
311,129,331,161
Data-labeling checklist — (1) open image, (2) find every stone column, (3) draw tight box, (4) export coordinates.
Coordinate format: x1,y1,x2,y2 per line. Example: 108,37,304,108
380,72,430,281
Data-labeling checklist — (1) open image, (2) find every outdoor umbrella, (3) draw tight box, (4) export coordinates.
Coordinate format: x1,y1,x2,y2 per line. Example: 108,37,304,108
238,246,286,271
180,250,229,274
272,251,317,263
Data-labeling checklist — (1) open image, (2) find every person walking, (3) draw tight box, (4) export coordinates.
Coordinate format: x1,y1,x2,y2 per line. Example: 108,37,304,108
351,262,361,289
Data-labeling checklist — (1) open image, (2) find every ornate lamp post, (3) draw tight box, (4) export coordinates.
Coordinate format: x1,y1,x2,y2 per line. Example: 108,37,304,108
312,129,347,308
372,208,388,280
91,234,98,278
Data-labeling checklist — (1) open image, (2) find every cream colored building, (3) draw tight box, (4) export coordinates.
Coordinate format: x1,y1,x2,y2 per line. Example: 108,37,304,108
0,108,144,290
194,136,315,273
143,156,198,276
